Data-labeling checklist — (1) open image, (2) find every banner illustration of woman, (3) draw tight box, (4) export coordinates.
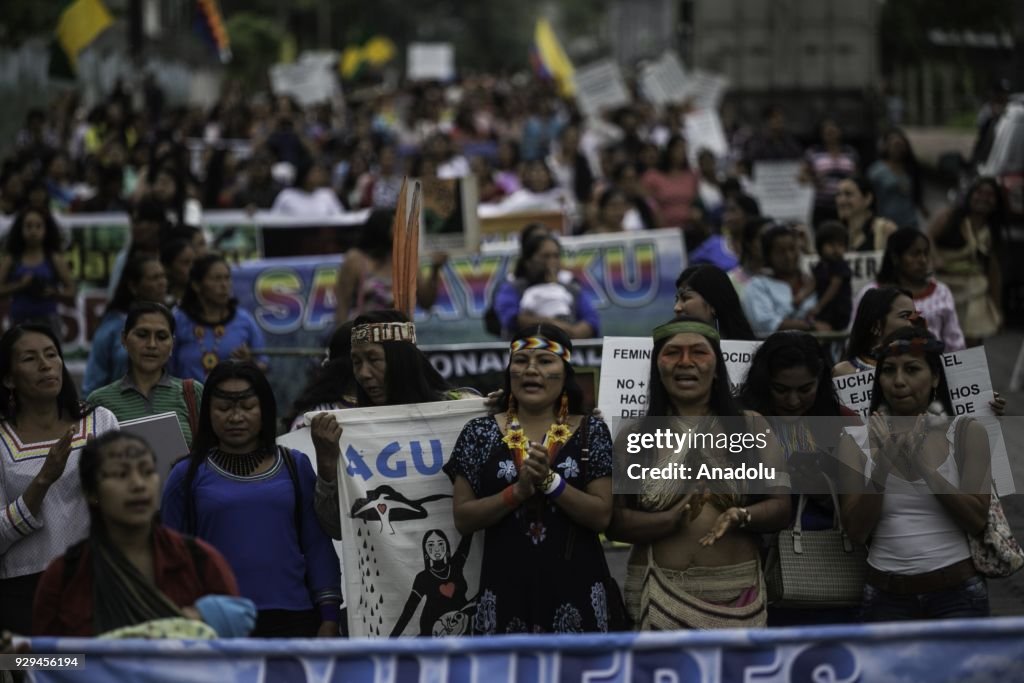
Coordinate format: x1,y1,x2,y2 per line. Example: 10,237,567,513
390,529,475,636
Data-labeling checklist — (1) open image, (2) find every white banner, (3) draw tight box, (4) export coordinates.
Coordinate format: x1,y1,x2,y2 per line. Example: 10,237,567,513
325,399,487,637
269,53,340,106
684,108,729,163
833,348,1013,495
596,337,760,427
573,59,631,119
803,250,884,300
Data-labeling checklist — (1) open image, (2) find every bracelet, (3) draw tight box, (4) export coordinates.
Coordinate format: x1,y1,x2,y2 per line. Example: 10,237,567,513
545,472,567,499
502,485,520,508
737,507,751,529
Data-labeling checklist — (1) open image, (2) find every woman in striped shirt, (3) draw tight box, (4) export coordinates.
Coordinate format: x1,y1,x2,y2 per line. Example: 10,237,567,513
88,302,202,450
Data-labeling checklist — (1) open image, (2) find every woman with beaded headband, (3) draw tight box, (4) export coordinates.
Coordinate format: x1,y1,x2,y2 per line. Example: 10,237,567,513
170,254,268,382
606,316,791,629
443,324,626,634
161,361,343,637
312,310,478,540
837,326,992,621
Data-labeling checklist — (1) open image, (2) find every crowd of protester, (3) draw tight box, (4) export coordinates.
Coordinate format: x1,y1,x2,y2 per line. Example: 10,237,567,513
0,70,1018,644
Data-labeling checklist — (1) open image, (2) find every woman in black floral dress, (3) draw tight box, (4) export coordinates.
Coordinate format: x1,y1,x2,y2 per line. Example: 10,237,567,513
444,324,624,634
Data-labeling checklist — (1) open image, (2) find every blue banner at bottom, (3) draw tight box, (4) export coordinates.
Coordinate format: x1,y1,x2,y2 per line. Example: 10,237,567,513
27,617,1024,682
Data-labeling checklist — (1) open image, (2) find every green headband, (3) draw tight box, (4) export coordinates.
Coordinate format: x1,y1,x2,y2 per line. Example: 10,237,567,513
652,320,721,343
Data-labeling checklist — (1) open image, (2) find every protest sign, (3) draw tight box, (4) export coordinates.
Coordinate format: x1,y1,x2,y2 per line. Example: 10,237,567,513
269,53,340,106
751,161,814,224
684,69,730,110
407,43,455,81
804,251,884,299
329,399,487,637
639,51,688,106
684,109,729,163
573,59,631,119
597,337,760,425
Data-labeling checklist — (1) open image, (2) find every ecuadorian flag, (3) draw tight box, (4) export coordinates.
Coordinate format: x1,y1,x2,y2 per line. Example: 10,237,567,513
51,0,113,76
531,18,575,97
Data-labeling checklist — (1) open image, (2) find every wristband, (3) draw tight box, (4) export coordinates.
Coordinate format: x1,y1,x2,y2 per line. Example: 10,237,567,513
737,507,751,528
543,472,565,498
502,485,520,508
318,602,340,623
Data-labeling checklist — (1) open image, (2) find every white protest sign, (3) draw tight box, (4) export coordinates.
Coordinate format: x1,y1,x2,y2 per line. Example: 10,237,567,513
407,43,455,81
684,69,729,110
640,51,689,106
833,348,1013,495
573,59,631,119
684,108,729,163
269,55,340,106
751,161,814,224
597,337,761,429
940,347,1013,495
803,251,884,299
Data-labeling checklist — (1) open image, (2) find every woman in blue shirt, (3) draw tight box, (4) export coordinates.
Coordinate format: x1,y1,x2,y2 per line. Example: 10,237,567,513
83,255,168,395
171,254,268,381
161,361,343,637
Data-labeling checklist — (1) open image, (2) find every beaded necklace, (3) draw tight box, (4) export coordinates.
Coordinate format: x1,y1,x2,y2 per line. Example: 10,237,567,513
502,393,572,467
194,324,227,373
209,447,271,477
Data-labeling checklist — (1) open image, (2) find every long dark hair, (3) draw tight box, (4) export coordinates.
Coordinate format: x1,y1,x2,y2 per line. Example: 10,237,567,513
869,326,953,415
658,135,690,172
845,286,913,362
352,310,453,406
513,233,560,282
0,324,87,423
495,323,584,414
876,228,929,285
879,128,923,210
421,528,451,571
105,254,162,316
740,331,842,416
645,316,742,419
5,207,63,258
675,265,755,340
933,176,1006,251
179,253,236,324
284,322,356,429
189,360,277,461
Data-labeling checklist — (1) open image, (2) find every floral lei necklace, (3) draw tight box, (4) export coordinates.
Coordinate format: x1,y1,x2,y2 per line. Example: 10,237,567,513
502,394,572,467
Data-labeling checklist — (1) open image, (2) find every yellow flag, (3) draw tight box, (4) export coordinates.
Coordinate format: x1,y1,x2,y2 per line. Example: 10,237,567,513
56,0,113,70
534,18,575,97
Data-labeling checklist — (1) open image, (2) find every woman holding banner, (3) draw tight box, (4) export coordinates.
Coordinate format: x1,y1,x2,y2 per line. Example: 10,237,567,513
607,316,791,629
445,324,625,633
837,326,991,621
312,310,477,540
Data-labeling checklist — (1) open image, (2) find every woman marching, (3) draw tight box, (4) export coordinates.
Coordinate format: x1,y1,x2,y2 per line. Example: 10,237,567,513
444,324,625,633
607,316,791,629
33,431,251,637
161,361,343,637
838,326,992,621
0,325,120,633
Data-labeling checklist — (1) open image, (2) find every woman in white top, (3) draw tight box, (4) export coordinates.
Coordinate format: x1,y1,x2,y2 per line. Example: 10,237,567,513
270,162,344,217
0,324,119,634
838,326,990,621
